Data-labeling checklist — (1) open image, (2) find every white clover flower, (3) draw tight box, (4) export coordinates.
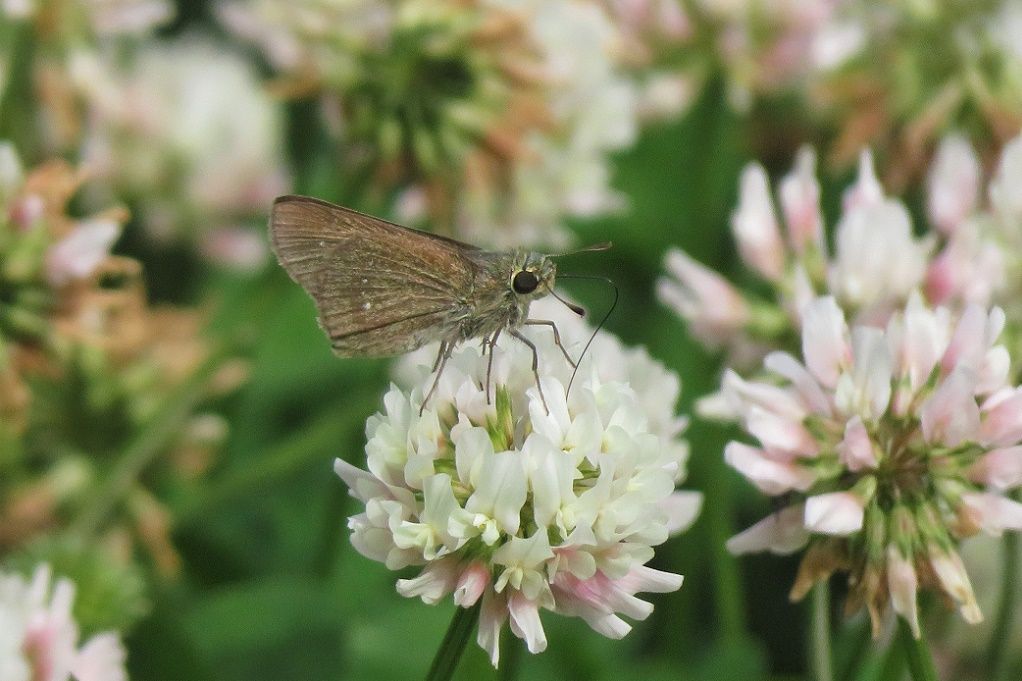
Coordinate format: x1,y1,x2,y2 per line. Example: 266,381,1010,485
71,37,289,253
657,135,1022,369
0,564,128,681
724,294,1022,637
220,0,641,249
338,299,699,666
1,0,173,33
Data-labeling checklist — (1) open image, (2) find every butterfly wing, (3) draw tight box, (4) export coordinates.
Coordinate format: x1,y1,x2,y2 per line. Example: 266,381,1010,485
269,195,480,356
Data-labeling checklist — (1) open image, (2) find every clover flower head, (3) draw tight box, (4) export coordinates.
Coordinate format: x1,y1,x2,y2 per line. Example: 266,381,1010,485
0,564,127,681
220,0,641,249
336,299,699,665
724,294,1022,636
657,134,1022,369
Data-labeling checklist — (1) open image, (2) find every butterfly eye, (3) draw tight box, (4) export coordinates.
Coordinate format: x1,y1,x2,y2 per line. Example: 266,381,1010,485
512,270,540,294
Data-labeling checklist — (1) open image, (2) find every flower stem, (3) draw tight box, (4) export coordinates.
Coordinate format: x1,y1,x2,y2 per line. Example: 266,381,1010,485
425,604,480,681
497,632,522,681
810,581,834,681
988,497,1020,681
897,619,938,681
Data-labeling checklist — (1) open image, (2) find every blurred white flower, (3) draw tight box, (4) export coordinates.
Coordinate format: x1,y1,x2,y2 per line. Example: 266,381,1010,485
339,298,698,666
220,0,642,249
1,0,172,31
71,36,289,249
725,294,1022,637
88,0,174,36
0,564,128,681
657,248,751,351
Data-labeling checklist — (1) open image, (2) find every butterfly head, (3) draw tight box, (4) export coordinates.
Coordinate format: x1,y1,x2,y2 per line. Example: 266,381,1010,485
510,253,556,301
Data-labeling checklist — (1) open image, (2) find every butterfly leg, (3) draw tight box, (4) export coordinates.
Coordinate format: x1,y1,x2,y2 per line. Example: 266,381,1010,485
421,341,453,416
484,330,501,405
509,328,548,413
431,340,449,372
524,319,576,368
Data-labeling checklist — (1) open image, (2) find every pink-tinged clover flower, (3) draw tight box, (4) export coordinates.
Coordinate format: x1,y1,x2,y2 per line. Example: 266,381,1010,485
0,564,128,681
336,299,699,666
724,294,1022,637
658,134,1022,371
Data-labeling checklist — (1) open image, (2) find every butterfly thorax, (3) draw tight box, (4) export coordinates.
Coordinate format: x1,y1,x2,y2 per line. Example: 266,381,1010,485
453,248,555,343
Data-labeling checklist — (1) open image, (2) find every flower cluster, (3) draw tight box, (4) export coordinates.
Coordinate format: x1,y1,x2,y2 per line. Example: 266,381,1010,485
336,299,700,665
723,294,1022,636
70,37,289,264
664,1,1022,183
0,564,128,681
220,0,644,248
1,143,236,580
658,132,1022,370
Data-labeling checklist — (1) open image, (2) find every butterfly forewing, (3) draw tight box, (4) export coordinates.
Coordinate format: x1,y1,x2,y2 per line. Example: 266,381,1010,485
269,195,479,356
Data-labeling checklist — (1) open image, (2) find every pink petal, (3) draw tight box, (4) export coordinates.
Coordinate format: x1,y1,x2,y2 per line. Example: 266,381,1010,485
779,147,824,255
979,387,1022,447
838,415,877,471
960,492,1022,536
919,368,980,446
658,249,750,343
968,446,1022,490
804,491,864,535
731,163,785,281
764,351,832,416
726,505,809,555
927,134,981,235
746,406,819,458
842,149,884,212
801,297,850,389
941,305,1004,378
724,442,817,495
722,369,806,423
886,546,920,638
454,561,491,608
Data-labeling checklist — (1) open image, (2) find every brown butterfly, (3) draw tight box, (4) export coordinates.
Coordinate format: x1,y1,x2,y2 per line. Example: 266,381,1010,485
269,195,602,412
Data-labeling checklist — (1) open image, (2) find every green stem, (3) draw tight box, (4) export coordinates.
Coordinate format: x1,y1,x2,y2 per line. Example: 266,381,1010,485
810,581,834,681
497,631,522,681
705,463,745,640
876,634,905,681
897,619,938,681
988,498,1020,681
424,605,480,681
71,349,227,538
836,620,872,681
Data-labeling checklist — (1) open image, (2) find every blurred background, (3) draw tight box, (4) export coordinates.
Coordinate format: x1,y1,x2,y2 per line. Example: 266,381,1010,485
2,0,1021,679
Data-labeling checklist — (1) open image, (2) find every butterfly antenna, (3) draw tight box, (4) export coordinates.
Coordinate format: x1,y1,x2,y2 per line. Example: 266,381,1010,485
556,274,619,398
549,241,613,259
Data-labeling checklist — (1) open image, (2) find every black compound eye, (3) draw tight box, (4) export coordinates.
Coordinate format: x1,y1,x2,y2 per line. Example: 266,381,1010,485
512,270,540,294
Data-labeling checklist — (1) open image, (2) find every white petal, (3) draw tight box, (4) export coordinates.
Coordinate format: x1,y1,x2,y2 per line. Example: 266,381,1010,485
508,592,547,654
801,297,850,389
724,442,817,495
804,492,864,535
658,491,702,535
726,506,809,555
